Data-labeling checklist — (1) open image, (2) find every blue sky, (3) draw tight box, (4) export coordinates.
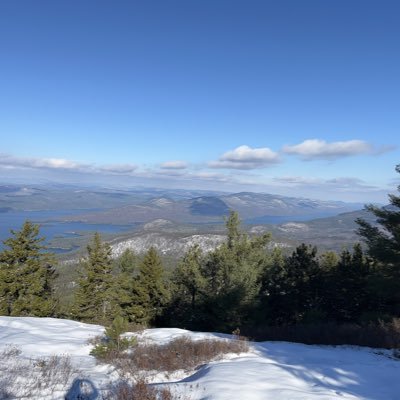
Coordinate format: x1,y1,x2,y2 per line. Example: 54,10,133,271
0,0,399,202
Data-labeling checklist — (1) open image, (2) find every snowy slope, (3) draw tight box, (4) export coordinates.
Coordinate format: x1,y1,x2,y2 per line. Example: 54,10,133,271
1,316,400,400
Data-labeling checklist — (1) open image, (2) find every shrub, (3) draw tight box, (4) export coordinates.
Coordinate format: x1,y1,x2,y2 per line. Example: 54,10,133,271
90,316,138,360
103,378,177,400
94,335,248,378
0,346,78,398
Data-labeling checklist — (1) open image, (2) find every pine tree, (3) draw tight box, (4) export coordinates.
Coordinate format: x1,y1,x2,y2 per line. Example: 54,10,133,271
264,244,323,324
0,221,56,316
202,211,271,330
173,245,206,312
130,247,169,325
165,245,207,327
325,244,371,321
73,233,114,323
356,164,400,267
356,164,400,316
112,249,138,321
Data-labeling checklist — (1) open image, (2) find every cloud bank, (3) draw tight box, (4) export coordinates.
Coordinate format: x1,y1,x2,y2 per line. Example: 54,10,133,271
283,139,373,160
0,154,137,175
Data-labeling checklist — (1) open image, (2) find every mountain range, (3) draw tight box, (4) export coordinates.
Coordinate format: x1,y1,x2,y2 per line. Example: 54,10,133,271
61,192,362,225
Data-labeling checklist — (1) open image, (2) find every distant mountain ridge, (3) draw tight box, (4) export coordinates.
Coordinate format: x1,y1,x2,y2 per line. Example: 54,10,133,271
62,191,362,225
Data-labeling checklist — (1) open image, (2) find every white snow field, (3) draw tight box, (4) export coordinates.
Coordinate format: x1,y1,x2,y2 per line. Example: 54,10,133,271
1,316,400,399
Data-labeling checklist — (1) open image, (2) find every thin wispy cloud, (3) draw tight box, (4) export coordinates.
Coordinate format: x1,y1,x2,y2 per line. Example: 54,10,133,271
282,139,374,160
0,154,137,176
273,175,378,192
0,154,87,170
209,145,280,170
160,160,188,170
99,164,138,174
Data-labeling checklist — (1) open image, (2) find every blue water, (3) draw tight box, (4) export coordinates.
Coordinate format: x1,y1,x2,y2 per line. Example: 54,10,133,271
0,209,137,250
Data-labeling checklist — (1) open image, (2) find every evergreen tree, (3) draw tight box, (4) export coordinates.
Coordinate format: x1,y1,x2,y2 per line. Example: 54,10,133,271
356,163,400,316
173,245,206,311
201,211,271,330
164,245,206,328
112,248,138,321
226,210,241,249
325,244,371,321
114,248,137,275
0,221,56,316
263,244,323,324
356,164,400,266
73,233,114,323
130,247,169,325
319,251,339,271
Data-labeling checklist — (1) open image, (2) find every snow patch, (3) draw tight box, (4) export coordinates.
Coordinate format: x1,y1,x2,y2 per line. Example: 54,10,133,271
1,316,400,400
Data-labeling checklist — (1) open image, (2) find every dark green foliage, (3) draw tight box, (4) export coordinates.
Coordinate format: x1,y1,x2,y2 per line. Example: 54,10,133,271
111,249,139,321
0,221,56,316
91,316,137,359
174,245,206,311
165,245,206,328
356,164,400,316
324,244,372,322
356,165,400,267
114,248,137,274
262,244,324,324
166,211,271,331
129,247,170,325
72,233,115,323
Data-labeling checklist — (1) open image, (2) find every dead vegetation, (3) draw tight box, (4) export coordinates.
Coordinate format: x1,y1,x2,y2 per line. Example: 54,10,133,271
93,334,248,377
91,332,248,399
0,345,78,399
102,378,186,400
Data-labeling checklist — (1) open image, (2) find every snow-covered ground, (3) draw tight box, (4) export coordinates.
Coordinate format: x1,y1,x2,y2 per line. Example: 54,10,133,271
0,316,399,399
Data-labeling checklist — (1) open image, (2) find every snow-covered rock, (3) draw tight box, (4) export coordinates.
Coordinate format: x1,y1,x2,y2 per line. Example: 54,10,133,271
111,233,226,256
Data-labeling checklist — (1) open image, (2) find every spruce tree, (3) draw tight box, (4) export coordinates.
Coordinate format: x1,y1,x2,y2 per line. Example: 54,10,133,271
264,244,323,324
130,247,169,325
73,233,114,323
202,211,271,330
112,249,138,321
165,245,207,328
356,163,400,316
173,244,205,311
0,221,56,316
356,164,400,267
324,244,371,322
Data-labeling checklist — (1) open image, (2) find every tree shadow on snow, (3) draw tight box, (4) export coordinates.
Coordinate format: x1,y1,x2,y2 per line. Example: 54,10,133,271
164,338,400,400
64,378,99,400
251,341,400,400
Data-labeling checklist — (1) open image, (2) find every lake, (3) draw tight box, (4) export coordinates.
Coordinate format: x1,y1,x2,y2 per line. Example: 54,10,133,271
0,209,137,251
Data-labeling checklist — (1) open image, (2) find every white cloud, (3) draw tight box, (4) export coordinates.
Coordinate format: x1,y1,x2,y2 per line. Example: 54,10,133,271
160,160,188,170
0,154,87,170
282,139,373,160
0,154,137,175
99,164,137,174
273,176,321,185
209,145,280,169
